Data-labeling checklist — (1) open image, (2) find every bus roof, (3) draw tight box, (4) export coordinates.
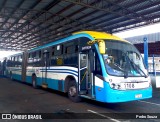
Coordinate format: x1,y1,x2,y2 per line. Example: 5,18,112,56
73,31,130,43
29,31,131,52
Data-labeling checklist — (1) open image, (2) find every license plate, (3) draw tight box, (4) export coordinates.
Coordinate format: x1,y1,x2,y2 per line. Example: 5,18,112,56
124,83,135,89
135,94,142,98
121,82,149,90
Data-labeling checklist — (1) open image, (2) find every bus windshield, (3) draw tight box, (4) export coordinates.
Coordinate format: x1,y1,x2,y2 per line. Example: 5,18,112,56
103,40,148,77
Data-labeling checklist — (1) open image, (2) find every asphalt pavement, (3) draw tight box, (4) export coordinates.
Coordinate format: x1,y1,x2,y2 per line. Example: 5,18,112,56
0,77,160,122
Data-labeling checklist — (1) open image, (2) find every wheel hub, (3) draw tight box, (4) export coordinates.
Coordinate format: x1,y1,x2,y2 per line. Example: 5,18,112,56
69,86,76,97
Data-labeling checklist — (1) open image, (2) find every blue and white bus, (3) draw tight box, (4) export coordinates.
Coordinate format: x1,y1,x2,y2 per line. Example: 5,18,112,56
6,31,152,103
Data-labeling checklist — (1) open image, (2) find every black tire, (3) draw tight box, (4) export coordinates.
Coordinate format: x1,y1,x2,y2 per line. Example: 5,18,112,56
32,75,38,88
68,80,81,102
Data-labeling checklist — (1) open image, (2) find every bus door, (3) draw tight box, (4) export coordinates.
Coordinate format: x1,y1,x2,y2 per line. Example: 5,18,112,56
78,50,95,98
42,50,50,88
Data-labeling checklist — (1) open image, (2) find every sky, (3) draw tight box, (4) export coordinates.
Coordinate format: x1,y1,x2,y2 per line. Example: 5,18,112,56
0,23,160,61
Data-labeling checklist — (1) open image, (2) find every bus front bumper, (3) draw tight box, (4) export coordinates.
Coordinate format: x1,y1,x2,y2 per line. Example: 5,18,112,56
95,84,152,103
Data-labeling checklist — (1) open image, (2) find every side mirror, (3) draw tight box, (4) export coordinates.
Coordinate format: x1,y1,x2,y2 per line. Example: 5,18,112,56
87,39,106,54
98,40,105,54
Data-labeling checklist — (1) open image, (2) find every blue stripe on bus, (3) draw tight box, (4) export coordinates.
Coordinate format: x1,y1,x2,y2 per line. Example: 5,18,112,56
40,68,78,73
40,71,78,77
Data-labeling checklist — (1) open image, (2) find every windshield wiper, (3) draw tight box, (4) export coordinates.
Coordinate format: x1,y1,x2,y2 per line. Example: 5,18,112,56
127,56,148,78
124,58,129,78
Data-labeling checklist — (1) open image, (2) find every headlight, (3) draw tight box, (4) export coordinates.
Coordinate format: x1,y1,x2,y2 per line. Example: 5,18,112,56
111,83,116,89
117,84,121,89
110,83,121,90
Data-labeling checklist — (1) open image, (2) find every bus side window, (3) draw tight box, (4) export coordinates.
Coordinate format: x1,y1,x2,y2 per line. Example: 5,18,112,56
32,52,36,59
64,44,78,66
55,45,63,56
28,53,31,59
51,47,56,66
15,56,17,67
17,55,22,67
50,45,63,66
38,50,41,58
39,50,42,66
28,52,34,66
95,53,102,75
51,47,55,57
75,45,78,53
33,50,42,67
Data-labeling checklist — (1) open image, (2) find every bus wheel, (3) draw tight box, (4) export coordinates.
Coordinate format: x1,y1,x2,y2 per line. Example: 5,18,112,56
68,81,81,102
32,75,38,88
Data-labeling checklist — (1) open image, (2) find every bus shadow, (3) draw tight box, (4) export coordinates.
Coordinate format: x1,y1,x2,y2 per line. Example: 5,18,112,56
81,97,137,112
83,98,121,107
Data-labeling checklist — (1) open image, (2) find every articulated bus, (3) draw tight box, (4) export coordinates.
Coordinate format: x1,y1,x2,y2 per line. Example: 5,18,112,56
5,31,152,103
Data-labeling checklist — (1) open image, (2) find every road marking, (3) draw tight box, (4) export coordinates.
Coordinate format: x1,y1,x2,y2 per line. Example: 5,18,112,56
138,100,160,106
87,109,121,122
